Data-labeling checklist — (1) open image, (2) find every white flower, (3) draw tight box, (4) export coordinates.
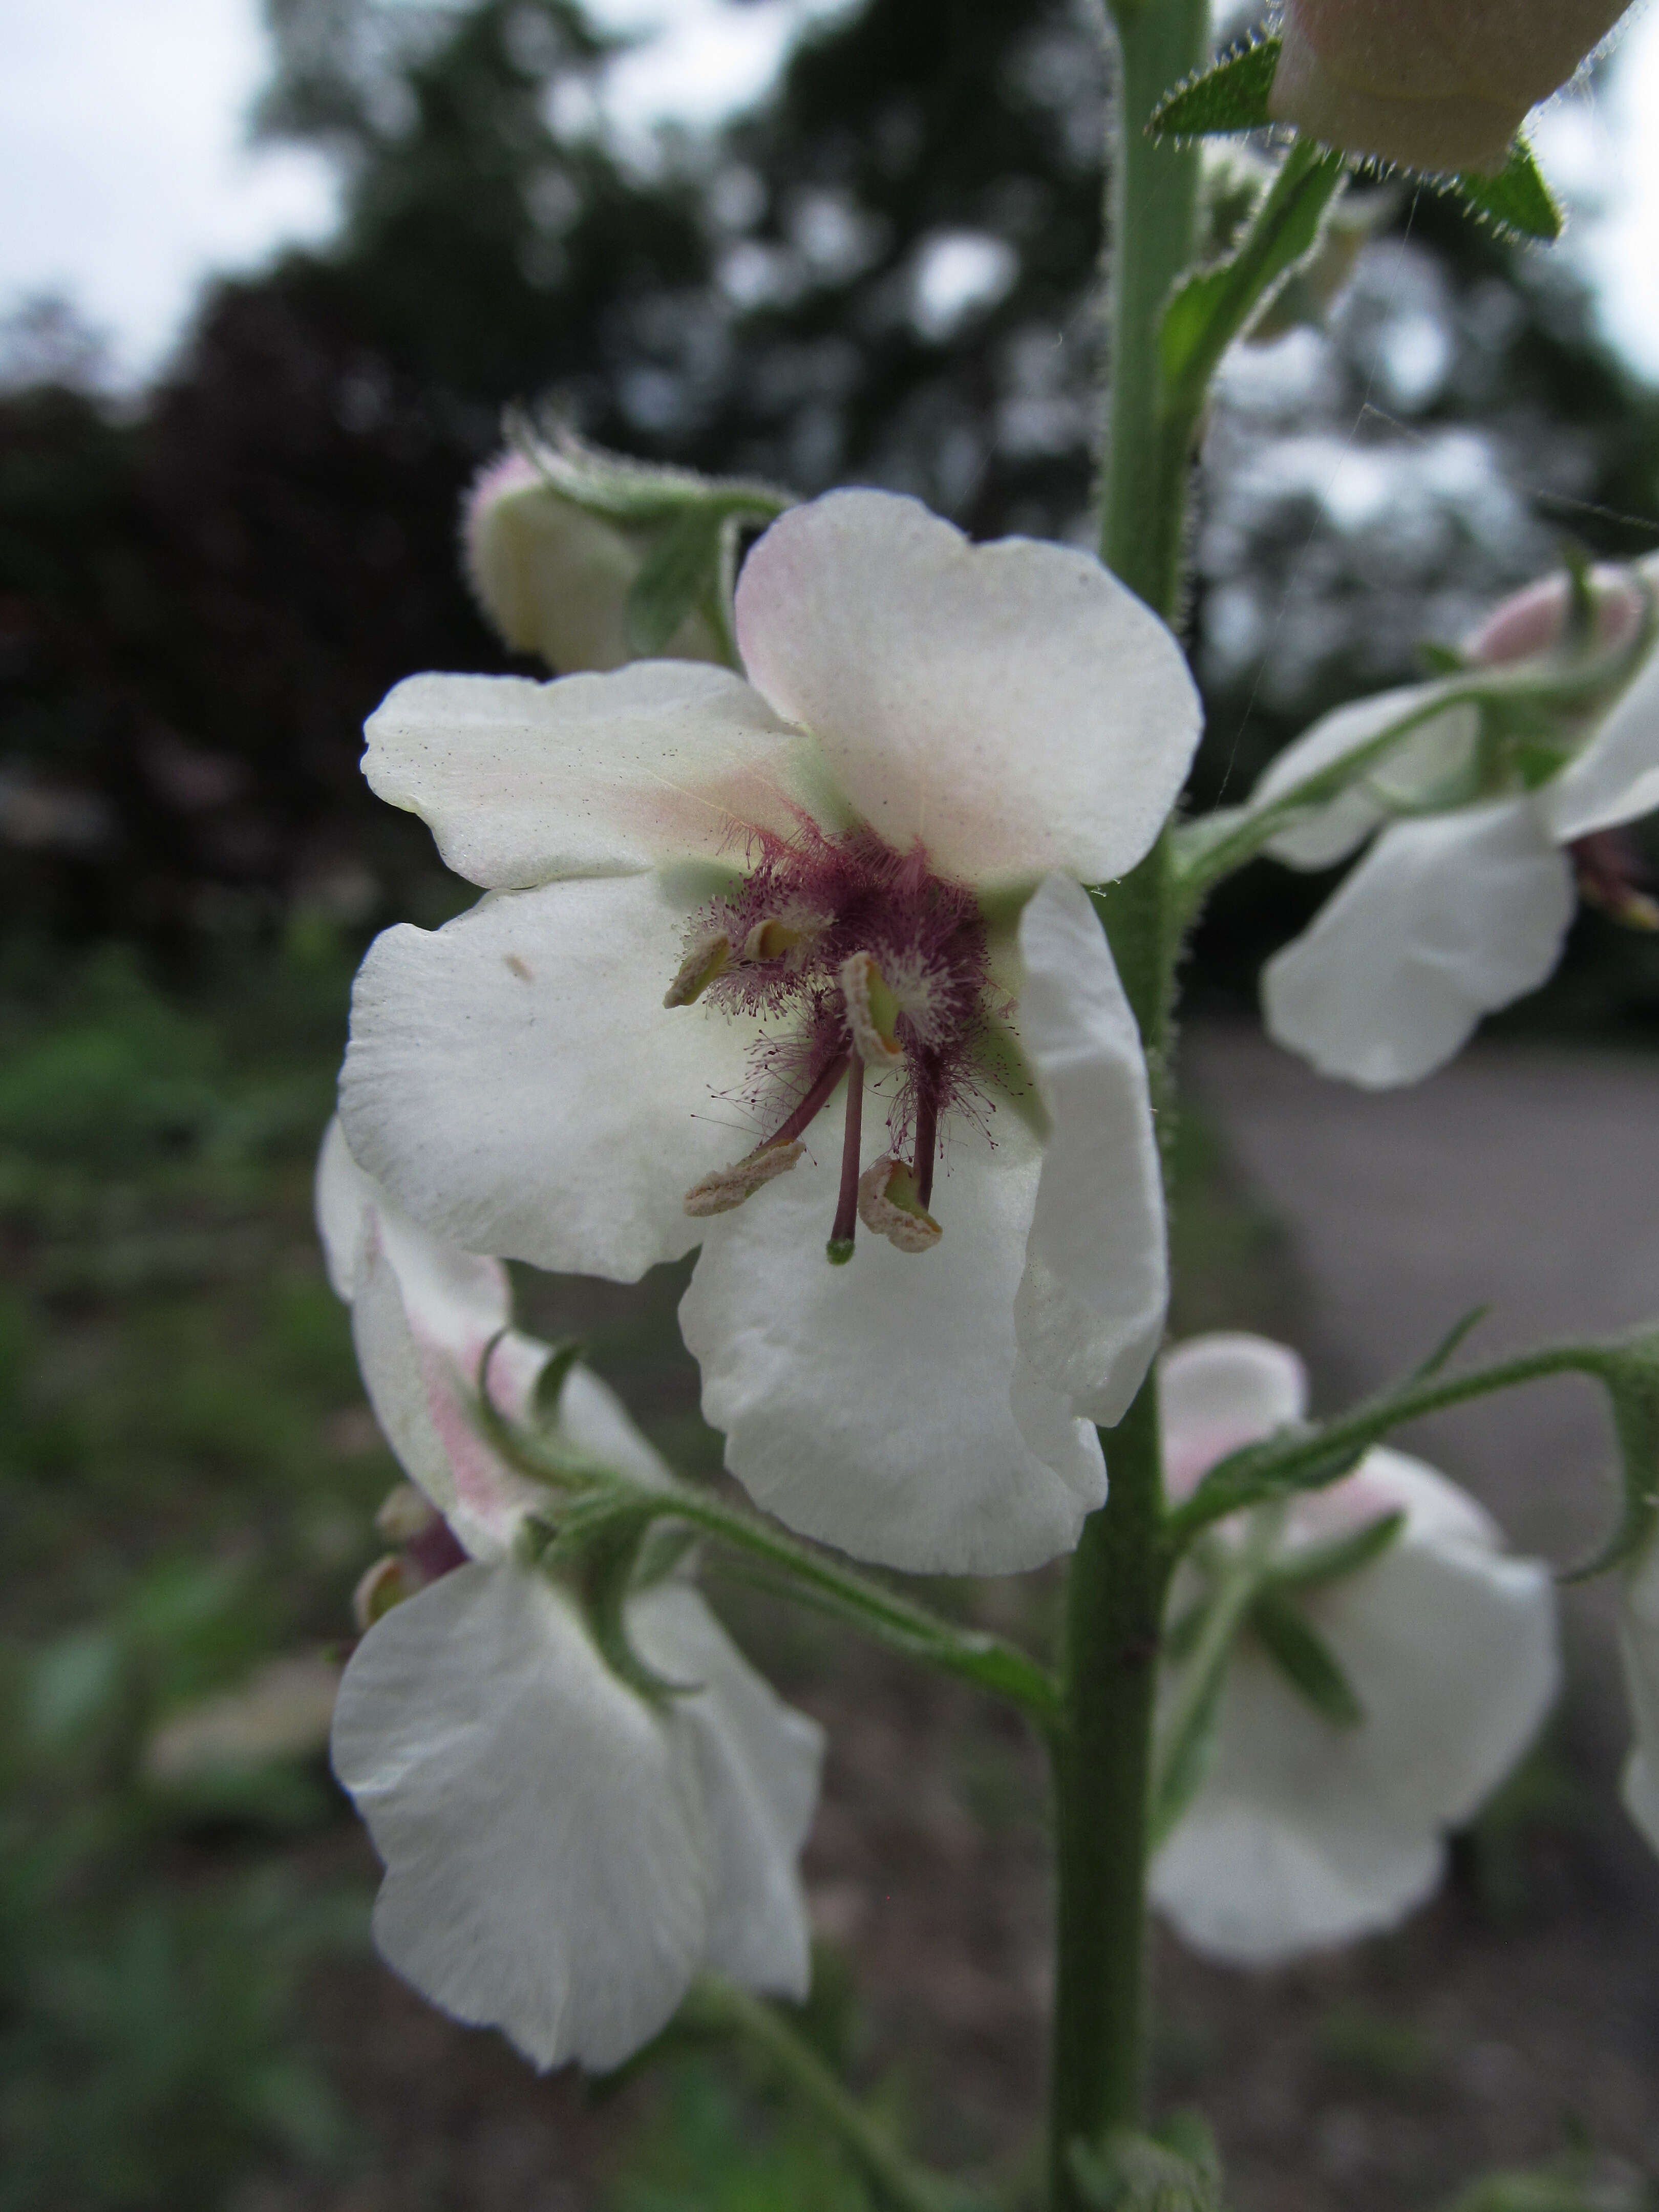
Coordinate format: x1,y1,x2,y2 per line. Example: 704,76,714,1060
340,488,1201,1573
1619,1538,1659,1855
316,1121,824,2072
1254,559,1659,1087
1150,1332,1559,1966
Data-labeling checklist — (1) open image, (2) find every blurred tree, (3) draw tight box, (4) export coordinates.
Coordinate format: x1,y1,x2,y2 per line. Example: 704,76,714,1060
2,0,1657,1030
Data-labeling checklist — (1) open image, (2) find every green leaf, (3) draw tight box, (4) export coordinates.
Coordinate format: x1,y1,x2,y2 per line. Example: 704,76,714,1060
627,504,730,655
1250,1590,1365,1727
1449,140,1562,245
1267,1509,1405,1591
1160,140,1348,410
1150,37,1282,139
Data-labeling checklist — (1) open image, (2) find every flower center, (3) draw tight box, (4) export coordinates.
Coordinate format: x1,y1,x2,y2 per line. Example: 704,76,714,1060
665,824,1003,1260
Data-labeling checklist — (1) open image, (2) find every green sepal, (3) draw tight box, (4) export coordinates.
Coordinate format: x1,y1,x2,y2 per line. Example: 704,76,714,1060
626,502,731,655
548,1502,695,1704
1409,1304,1491,1384
1150,37,1281,140
532,1337,586,1428
1249,1589,1365,1726
506,408,788,527
1265,1508,1405,1591
1069,2121,1224,2211
1562,1339,1659,1582
1180,1426,1367,1530
1448,140,1563,245
1417,641,1466,678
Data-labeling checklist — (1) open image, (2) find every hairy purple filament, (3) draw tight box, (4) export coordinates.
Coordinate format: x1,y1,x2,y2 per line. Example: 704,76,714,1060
675,822,997,1253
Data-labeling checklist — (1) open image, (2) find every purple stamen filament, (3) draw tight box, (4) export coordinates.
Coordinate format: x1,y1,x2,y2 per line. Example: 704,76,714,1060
829,1056,864,1256
912,1071,939,1210
763,1048,853,1152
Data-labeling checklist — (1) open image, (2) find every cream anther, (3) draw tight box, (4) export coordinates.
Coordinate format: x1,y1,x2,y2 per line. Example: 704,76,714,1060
684,1139,806,1218
856,1155,942,1254
664,931,732,1008
741,917,812,965
840,950,905,1069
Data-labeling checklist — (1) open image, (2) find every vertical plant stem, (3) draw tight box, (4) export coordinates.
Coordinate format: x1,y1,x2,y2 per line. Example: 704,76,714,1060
1047,3,1207,2203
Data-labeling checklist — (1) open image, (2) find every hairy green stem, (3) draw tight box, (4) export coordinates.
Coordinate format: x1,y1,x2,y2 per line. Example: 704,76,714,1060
690,1980,967,2212
1047,5,1208,2199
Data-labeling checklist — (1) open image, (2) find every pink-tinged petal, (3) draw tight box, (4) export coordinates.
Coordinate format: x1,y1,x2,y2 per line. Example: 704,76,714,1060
332,1564,710,2072
1253,685,1478,870
1464,565,1645,667
734,491,1201,889
341,875,760,1280
1541,642,1659,842
1010,875,1167,1424
629,1583,822,1998
1262,801,1574,1088
1159,1335,1308,1503
349,1216,548,1561
363,664,817,891
1154,1447,1557,1964
680,1123,1104,1574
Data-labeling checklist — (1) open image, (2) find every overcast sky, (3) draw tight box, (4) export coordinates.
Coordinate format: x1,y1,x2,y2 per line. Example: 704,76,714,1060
3,0,1659,388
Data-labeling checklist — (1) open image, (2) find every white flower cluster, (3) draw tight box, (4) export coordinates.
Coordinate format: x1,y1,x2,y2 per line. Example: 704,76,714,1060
322,484,1654,2072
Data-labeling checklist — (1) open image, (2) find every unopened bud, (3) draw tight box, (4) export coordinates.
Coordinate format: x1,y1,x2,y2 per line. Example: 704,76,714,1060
353,1553,416,1632
463,451,723,674
856,1156,942,1254
1268,0,1629,176
374,1481,439,1545
684,1140,806,1218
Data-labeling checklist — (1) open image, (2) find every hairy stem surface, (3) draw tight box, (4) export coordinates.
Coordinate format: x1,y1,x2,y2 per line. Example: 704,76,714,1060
1047,4,1208,2201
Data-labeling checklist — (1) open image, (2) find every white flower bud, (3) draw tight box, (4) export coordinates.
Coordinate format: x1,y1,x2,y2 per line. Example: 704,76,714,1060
462,452,724,674
1269,0,1630,175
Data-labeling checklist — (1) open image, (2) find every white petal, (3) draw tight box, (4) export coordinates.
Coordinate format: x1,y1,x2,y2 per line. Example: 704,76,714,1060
1154,1447,1557,1964
734,490,1201,889
1261,801,1574,1088
680,1126,1104,1573
630,1583,822,1998
363,664,815,890
341,875,759,1279
1158,1334,1308,1503
349,1216,548,1560
1540,643,1659,842
557,1365,674,1491
332,1564,710,2072
1010,874,1167,1424
1619,1541,1659,1856
315,1115,369,1301
1253,687,1477,870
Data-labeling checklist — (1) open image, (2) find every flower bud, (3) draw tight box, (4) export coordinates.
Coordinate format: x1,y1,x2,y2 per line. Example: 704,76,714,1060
1268,0,1630,175
462,452,725,674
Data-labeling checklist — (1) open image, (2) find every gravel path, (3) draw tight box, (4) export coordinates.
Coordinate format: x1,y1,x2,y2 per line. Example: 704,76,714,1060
1184,1021,1659,1759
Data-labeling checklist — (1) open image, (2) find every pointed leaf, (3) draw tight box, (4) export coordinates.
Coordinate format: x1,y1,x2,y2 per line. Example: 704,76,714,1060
1151,38,1282,139
1250,1590,1365,1727
1449,141,1562,245
1160,141,1348,408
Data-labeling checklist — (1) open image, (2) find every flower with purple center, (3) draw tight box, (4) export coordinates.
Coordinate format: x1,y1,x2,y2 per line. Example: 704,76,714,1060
339,488,1202,1572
